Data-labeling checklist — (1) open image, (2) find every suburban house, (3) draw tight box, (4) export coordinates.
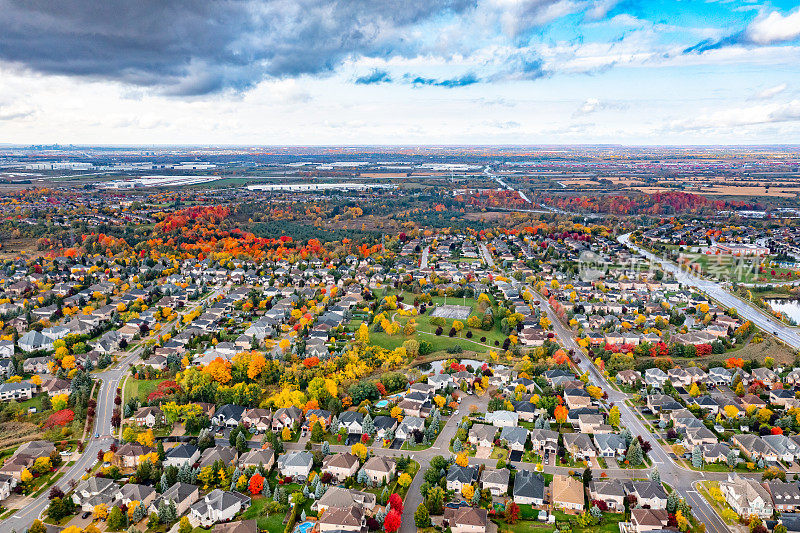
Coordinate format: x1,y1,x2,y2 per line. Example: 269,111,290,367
322,453,360,482
277,451,314,480
164,444,200,468
189,489,251,527
480,468,509,497
361,456,395,485
720,474,774,519
512,470,545,505
552,475,585,513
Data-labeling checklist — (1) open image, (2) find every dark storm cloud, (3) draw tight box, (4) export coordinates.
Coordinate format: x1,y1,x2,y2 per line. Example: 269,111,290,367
0,0,476,95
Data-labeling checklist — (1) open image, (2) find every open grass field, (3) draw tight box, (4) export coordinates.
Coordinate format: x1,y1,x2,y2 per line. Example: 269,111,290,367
359,293,512,357
124,378,163,403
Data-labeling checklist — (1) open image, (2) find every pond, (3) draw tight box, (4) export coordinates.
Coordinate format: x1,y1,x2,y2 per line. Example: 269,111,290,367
766,299,800,323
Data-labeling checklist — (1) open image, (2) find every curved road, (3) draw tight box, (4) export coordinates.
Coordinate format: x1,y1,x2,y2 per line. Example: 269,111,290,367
618,233,800,350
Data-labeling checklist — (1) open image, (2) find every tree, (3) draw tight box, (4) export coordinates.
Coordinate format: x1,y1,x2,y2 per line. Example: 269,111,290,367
627,438,643,466
414,503,431,528
505,502,521,524
178,517,192,533
398,473,412,488
388,493,404,515
462,484,475,501
249,473,264,495
94,504,109,521
356,323,369,345
692,446,703,469
351,442,368,461
455,452,469,467
384,510,402,533
607,406,620,427
29,521,47,533
554,404,568,426
108,505,127,530
311,421,325,443
390,406,404,422
281,426,292,441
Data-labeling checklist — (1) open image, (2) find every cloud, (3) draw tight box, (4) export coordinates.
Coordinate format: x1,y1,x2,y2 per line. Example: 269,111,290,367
0,102,35,120
0,0,476,95
746,8,800,45
408,73,480,87
572,97,626,117
354,69,393,85
752,83,788,100
683,7,800,54
668,100,800,131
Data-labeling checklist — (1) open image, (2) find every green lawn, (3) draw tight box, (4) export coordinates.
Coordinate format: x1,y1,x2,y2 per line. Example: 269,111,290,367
21,393,48,413
355,293,512,356
124,378,163,402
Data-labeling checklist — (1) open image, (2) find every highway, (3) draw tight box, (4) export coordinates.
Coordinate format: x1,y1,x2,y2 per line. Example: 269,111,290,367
618,233,800,350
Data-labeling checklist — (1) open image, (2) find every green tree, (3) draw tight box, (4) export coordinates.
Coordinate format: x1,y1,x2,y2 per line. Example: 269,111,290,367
107,506,127,531
414,503,431,528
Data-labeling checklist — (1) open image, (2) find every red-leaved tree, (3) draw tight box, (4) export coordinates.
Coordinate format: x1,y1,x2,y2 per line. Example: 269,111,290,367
384,510,402,533
249,473,264,495
388,493,404,515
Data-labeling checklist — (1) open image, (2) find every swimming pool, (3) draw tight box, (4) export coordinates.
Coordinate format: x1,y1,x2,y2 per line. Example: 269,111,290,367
294,521,314,533
375,400,389,408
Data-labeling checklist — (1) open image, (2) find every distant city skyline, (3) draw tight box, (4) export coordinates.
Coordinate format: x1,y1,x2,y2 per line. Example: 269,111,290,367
0,0,799,145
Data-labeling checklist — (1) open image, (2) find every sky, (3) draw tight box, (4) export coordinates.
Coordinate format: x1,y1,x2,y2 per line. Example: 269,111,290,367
1,0,800,145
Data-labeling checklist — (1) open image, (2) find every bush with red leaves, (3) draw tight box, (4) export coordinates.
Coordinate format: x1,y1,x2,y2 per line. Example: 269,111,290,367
43,409,75,429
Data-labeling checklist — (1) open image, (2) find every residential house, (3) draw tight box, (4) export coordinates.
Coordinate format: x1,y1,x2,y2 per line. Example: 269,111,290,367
322,453,360,483
630,509,670,533
443,506,488,533
238,449,275,471
589,479,626,511
164,444,201,468
720,474,774,519
446,464,479,492
552,475,585,512
190,489,251,527
361,456,395,486
480,468,509,497
512,469,544,505
277,451,314,480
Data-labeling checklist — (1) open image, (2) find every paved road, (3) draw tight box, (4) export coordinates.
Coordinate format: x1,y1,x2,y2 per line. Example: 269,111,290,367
531,290,731,533
420,246,430,270
478,244,496,270
1,289,226,533
619,233,800,350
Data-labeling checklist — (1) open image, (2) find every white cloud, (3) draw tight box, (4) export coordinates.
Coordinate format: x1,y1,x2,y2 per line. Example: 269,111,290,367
668,100,800,131
745,8,800,45
753,83,787,100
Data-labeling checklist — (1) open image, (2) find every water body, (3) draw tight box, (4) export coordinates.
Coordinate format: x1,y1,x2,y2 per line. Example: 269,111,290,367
767,299,800,323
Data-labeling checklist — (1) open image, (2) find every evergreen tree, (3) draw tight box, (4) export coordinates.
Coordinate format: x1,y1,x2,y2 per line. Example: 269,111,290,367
314,482,323,499
453,439,463,452
726,450,738,468
414,503,431,528
263,482,271,500
160,472,169,492
666,492,678,513
380,487,389,505
691,446,703,469
321,441,330,455
362,413,374,435
236,432,248,454
132,502,146,524
626,438,643,467
649,467,660,484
